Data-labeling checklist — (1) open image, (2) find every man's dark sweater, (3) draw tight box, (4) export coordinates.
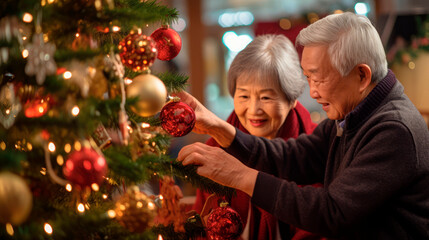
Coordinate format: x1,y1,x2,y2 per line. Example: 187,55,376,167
225,70,429,239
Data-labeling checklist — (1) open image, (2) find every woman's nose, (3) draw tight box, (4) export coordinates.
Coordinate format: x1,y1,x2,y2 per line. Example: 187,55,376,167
248,99,263,114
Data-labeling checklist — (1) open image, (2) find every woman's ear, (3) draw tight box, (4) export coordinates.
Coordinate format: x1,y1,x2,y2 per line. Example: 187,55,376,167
356,64,372,93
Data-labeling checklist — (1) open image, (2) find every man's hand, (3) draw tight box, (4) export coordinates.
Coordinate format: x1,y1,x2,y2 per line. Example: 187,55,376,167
177,142,258,196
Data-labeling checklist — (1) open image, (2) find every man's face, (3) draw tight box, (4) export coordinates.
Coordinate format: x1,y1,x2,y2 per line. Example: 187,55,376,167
301,45,362,120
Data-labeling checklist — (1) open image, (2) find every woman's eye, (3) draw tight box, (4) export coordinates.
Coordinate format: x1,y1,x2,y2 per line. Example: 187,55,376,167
239,95,249,99
261,96,271,100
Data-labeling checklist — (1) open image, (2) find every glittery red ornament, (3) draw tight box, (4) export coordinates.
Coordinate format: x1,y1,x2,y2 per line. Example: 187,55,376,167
118,30,157,71
63,147,107,190
160,101,195,137
206,203,244,240
150,26,182,61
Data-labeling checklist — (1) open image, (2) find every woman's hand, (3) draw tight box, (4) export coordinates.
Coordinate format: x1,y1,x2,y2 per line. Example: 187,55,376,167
177,142,258,196
173,91,236,148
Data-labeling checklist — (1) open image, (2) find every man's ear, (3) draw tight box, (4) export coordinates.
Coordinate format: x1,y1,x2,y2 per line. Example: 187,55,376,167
291,100,297,108
356,64,372,93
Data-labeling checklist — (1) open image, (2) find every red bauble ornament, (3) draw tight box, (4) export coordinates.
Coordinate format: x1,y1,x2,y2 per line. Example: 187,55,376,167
160,101,195,137
118,30,157,71
206,203,244,240
150,26,182,61
63,147,107,190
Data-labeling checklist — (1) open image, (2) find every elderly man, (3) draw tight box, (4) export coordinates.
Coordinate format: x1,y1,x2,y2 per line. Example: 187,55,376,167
177,12,429,239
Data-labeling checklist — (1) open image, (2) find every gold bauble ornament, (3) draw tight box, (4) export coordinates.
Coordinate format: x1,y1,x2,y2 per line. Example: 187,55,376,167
0,172,33,225
126,74,167,117
114,186,156,233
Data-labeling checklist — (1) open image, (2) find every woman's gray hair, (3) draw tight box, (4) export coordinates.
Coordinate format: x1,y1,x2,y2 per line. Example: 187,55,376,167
227,34,306,103
296,12,388,83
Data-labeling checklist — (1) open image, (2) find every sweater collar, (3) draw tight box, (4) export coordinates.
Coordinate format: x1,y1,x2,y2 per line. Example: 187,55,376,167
342,69,397,130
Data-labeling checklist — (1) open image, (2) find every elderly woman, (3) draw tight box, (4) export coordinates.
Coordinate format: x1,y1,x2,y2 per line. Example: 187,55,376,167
193,34,322,240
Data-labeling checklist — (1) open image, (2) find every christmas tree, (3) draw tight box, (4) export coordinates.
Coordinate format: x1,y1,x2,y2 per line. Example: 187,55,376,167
0,0,234,239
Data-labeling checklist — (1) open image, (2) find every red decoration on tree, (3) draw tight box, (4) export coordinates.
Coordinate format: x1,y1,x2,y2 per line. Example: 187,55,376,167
118,29,157,71
160,101,195,137
206,202,244,240
150,26,182,61
63,146,107,190
24,95,51,118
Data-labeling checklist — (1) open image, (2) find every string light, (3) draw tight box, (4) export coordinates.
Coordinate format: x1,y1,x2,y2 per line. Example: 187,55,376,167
91,183,99,191
22,13,33,23
65,183,72,192
63,71,72,79
56,155,64,165
44,223,53,234
77,203,85,213
6,223,14,236
148,201,155,210
64,143,72,153
22,49,29,58
74,141,82,151
112,26,120,32
48,142,56,152
107,210,116,218
141,122,150,128
102,194,108,199
40,167,47,175
0,141,6,150
71,106,80,116
158,234,163,240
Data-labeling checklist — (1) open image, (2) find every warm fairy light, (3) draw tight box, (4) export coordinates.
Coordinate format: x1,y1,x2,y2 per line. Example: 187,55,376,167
107,210,116,218
75,33,80,38
124,78,133,85
91,183,99,191
48,142,56,152
65,184,72,192
112,26,120,32
85,203,90,210
141,122,150,128
22,49,29,58
40,167,47,175
5,109,10,115
102,194,108,199
22,13,33,23
136,201,143,208
22,36,27,41
64,143,71,153
77,203,85,213
48,0,55,3
158,234,163,240
63,71,72,79
159,195,164,200
71,106,80,116
279,18,291,30
148,201,155,210
43,34,49,42
0,141,6,150
56,155,64,166
6,223,14,236
27,142,33,150
74,141,81,151
44,223,53,234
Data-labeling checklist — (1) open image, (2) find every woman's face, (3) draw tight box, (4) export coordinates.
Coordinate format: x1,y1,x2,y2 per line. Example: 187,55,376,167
233,74,294,139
